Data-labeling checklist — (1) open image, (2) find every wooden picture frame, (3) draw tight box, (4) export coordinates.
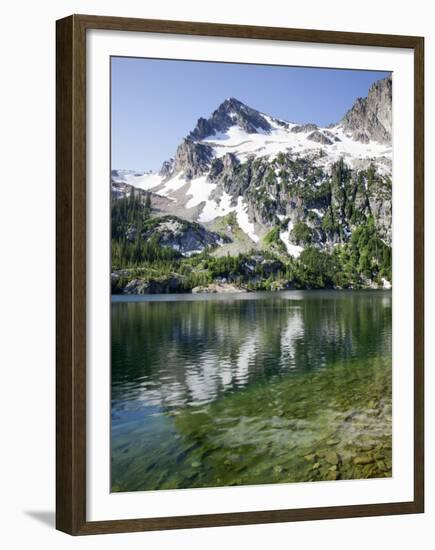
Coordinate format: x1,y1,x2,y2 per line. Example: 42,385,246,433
56,14,424,535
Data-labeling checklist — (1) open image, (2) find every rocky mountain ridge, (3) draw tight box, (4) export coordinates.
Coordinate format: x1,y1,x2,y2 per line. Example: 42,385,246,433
111,75,393,292
341,76,392,144
188,97,273,140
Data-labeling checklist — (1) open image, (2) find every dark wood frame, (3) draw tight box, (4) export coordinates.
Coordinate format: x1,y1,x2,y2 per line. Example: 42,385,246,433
56,14,425,535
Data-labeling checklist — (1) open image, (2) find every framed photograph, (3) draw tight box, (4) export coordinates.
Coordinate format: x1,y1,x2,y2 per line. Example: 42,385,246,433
56,14,424,535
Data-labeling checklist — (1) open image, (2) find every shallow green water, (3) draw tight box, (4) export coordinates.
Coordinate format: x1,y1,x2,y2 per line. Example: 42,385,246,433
111,290,392,492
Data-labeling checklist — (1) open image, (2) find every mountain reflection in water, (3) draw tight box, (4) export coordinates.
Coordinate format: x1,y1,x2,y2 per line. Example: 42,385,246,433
111,290,392,491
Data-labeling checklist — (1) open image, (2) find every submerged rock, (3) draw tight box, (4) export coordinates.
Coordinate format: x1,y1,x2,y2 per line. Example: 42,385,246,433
352,455,375,466
325,451,340,465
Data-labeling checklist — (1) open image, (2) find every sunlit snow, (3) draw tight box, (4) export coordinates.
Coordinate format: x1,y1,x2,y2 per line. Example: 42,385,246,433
201,117,391,173
185,176,216,209
157,172,189,196
113,170,163,191
279,221,304,258
198,190,234,223
235,197,259,243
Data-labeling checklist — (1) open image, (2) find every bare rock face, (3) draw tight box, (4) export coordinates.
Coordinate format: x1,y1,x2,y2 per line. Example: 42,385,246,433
291,123,318,134
113,77,393,271
324,130,341,142
159,158,174,178
307,130,333,145
142,215,228,256
188,97,271,141
207,153,240,183
172,139,214,180
341,76,392,144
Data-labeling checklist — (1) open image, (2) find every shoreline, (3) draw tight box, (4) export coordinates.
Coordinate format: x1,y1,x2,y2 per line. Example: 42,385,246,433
111,288,392,303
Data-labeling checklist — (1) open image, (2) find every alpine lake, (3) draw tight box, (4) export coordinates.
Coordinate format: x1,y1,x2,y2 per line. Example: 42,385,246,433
111,290,392,492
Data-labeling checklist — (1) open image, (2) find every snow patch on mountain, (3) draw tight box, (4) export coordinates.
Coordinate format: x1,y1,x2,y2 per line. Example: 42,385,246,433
185,176,216,209
112,82,392,256
131,173,163,191
198,190,234,223
156,172,189,196
111,170,164,191
310,208,325,219
201,117,391,173
235,197,259,243
280,221,304,258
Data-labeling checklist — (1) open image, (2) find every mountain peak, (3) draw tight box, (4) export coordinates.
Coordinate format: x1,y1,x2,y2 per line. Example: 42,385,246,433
340,75,392,144
188,97,271,141
218,97,246,112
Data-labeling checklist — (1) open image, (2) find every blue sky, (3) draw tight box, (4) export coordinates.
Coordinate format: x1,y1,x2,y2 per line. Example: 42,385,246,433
111,57,390,172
